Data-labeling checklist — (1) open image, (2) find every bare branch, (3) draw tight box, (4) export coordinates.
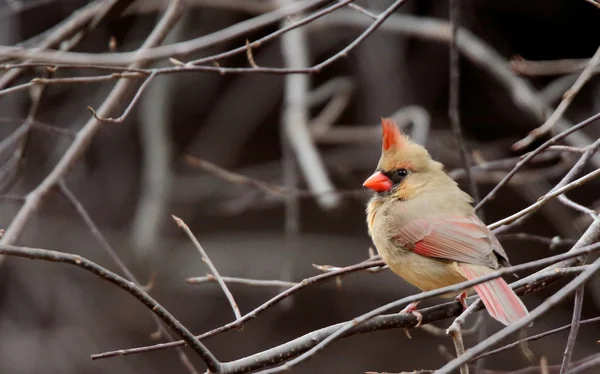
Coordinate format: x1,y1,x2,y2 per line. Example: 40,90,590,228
560,286,585,373
59,182,200,374
0,0,184,250
0,242,221,372
186,275,297,288
489,166,600,230
172,215,242,320
449,0,480,213
513,46,600,150
477,111,600,211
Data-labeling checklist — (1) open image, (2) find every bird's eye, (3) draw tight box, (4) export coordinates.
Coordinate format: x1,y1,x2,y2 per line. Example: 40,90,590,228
396,169,408,177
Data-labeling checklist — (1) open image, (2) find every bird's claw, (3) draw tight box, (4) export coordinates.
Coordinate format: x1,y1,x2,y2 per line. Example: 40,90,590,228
455,291,468,310
399,302,423,327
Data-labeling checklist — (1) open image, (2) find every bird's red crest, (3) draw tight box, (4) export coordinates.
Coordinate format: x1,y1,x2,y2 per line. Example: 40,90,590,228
381,118,406,150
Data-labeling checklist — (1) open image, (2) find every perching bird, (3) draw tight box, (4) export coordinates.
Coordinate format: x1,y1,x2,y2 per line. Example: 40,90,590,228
363,118,528,326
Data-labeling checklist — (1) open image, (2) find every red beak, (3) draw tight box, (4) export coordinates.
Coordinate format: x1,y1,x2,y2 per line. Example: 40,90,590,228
363,171,392,192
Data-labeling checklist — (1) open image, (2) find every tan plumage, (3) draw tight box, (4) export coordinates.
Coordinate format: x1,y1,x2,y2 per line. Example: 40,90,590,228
364,118,528,326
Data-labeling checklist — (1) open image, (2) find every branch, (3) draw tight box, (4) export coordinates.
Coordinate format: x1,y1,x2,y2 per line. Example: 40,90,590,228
437,217,600,373
477,111,600,211
513,46,600,150
0,242,221,373
278,0,338,209
472,308,597,362
560,286,584,373
92,259,386,360
448,0,480,215
0,0,333,65
58,182,200,374
0,0,184,250
173,215,242,320
186,275,297,288
215,243,600,374
489,166,600,230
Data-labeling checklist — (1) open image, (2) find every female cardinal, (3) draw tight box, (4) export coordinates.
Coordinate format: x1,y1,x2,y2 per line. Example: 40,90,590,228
363,118,528,326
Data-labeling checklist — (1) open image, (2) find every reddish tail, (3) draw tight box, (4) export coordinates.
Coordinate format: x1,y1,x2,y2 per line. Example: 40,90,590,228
459,264,529,326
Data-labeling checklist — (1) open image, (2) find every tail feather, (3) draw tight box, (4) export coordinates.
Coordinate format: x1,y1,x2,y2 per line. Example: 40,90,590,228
459,263,529,326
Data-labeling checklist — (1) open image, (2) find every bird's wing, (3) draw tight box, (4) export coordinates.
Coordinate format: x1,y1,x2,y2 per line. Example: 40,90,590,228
392,214,504,269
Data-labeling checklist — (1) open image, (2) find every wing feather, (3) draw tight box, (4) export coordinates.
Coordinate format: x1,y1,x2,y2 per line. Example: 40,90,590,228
393,214,502,269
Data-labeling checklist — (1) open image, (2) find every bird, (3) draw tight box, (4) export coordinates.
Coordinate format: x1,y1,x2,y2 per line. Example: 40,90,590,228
363,118,528,326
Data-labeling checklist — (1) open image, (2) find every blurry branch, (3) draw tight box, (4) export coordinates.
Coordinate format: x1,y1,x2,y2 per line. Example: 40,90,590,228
125,0,279,15
498,233,576,250
488,166,600,230
312,105,430,146
0,0,334,65
513,46,600,150
472,313,599,362
0,1,103,88
59,182,200,374
173,215,242,320
183,155,368,199
0,0,184,250
0,0,56,19
187,275,297,288
566,354,600,374
584,0,600,9
560,286,585,373
92,259,388,360
278,0,338,210
477,111,600,210
0,242,221,373
187,0,355,66
308,76,354,138
0,0,412,75
511,57,596,76
317,10,600,167
541,74,581,104
491,136,600,233
449,0,480,224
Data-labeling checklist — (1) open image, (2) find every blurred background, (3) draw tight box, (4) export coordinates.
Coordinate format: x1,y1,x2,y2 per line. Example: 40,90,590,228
0,0,599,373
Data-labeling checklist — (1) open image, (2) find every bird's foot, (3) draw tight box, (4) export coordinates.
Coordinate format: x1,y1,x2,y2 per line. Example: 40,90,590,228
455,291,468,310
399,301,423,327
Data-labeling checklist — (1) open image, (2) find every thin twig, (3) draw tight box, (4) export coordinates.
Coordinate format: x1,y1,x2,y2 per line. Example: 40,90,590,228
172,215,242,320
88,71,158,123
560,286,585,373
183,155,367,199
513,46,600,150
186,275,297,288
472,310,597,362
477,111,600,210
448,0,480,211
489,166,600,230
559,195,598,219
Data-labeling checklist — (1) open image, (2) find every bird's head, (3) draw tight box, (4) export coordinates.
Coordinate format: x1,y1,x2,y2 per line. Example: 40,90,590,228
363,118,444,199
